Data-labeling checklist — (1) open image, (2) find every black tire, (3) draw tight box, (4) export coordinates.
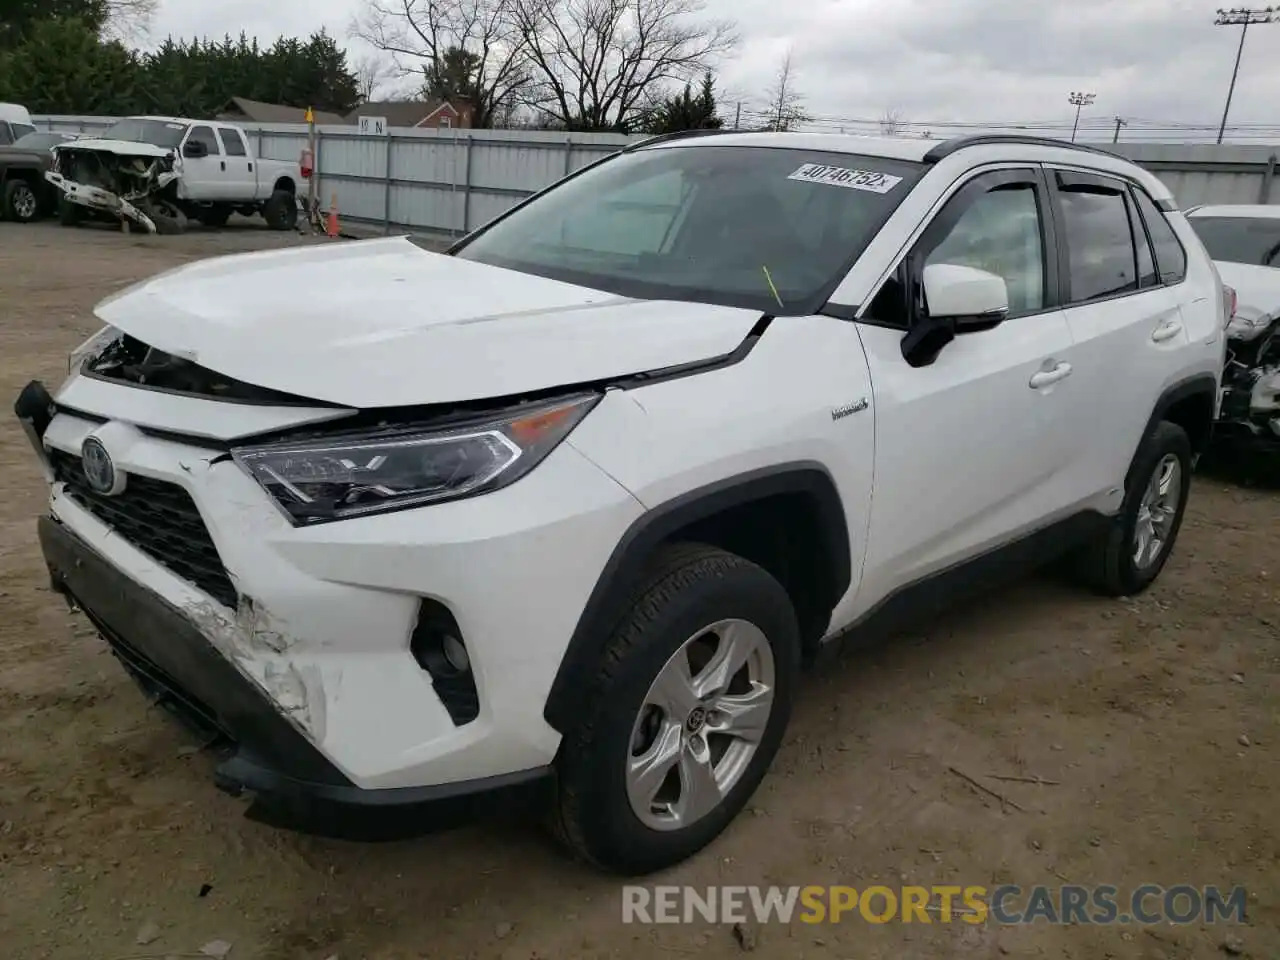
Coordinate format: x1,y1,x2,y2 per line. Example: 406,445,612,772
58,197,83,226
551,543,800,875
2,178,40,223
1071,421,1193,596
263,189,298,230
197,204,232,228
142,198,187,235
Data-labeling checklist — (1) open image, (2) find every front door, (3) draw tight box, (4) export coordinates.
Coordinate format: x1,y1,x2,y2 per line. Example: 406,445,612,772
850,167,1081,611
179,124,228,201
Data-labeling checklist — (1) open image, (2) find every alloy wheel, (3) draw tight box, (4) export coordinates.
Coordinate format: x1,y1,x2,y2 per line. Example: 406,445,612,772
1133,453,1182,569
625,618,775,831
13,184,36,220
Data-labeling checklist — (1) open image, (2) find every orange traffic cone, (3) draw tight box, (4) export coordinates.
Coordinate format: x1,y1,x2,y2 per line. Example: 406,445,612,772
326,192,339,238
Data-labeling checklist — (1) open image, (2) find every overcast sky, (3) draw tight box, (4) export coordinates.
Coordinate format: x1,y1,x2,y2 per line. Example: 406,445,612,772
148,0,1280,141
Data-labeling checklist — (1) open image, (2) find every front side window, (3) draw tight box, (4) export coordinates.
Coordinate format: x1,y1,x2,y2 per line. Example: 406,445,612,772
0,123,12,146
187,125,221,155
1057,180,1138,303
453,146,924,314
924,184,1046,316
1186,214,1280,268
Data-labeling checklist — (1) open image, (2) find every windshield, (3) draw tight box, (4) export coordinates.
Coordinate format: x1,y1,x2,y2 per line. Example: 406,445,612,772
99,118,188,148
12,122,35,139
452,145,924,314
1188,216,1280,267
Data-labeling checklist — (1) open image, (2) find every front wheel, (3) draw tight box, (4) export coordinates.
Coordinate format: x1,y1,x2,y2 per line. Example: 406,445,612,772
2,179,40,222
551,543,800,875
1071,420,1193,596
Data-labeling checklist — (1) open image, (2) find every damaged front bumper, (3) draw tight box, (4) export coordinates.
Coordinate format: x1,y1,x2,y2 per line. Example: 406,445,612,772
45,170,161,233
38,515,553,840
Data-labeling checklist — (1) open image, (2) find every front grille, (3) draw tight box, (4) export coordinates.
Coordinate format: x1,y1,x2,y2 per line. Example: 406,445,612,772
49,448,238,609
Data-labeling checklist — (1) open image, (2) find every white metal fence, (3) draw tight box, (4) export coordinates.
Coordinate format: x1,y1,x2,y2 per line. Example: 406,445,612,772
32,115,1280,238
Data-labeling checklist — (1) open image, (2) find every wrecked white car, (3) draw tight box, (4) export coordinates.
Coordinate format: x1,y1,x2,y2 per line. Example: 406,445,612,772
47,116,303,234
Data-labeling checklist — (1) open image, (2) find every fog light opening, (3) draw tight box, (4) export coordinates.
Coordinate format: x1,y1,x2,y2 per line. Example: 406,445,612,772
409,600,480,726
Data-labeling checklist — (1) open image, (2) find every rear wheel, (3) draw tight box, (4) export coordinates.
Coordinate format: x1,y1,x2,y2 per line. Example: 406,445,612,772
2,179,40,222
263,189,297,230
1071,420,1192,596
551,543,799,875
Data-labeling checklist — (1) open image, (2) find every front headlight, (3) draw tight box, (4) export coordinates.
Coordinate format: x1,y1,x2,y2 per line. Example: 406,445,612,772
230,394,600,524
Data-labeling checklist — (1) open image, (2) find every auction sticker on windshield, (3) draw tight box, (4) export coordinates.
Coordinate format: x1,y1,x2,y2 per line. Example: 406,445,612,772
787,163,903,194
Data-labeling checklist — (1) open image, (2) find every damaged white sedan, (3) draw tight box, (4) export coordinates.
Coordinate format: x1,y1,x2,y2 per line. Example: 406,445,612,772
47,116,303,233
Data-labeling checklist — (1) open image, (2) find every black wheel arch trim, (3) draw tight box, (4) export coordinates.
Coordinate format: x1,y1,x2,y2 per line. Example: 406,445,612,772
543,462,851,734
1126,372,1218,491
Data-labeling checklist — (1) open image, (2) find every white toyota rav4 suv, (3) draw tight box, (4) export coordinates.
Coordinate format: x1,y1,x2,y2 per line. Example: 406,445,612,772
16,131,1226,875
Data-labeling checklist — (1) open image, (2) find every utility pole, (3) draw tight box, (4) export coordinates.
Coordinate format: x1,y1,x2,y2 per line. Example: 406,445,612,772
734,102,741,130
1214,7,1276,144
1068,91,1096,142
1112,117,1128,143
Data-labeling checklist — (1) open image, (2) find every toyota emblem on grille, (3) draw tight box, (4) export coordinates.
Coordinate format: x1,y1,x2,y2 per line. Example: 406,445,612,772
81,436,124,496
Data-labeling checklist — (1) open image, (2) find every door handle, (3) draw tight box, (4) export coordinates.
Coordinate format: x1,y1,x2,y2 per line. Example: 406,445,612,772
1151,319,1183,342
1029,361,1073,389
220,160,226,171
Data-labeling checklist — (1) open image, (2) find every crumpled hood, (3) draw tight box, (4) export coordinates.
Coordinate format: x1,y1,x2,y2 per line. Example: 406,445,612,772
55,138,173,158
94,236,764,408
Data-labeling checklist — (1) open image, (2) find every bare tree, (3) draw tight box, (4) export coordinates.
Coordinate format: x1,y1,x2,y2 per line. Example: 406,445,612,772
351,0,531,127
102,0,159,43
353,54,399,103
879,107,906,137
512,0,739,132
762,49,808,132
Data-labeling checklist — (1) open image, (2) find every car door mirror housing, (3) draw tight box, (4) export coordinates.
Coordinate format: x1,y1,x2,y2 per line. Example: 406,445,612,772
183,140,208,159
900,263,1011,368
922,263,1010,327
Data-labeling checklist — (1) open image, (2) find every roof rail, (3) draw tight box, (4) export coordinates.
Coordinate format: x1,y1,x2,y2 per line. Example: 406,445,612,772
623,127,736,152
923,134,1122,163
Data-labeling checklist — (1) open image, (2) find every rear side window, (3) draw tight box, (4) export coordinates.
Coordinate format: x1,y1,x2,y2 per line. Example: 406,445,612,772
1056,178,1138,303
219,128,247,156
1132,189,1187,282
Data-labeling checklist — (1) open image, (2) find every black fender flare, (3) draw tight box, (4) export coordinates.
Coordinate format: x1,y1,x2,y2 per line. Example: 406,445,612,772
542,462,851,734
1126,372,1218,491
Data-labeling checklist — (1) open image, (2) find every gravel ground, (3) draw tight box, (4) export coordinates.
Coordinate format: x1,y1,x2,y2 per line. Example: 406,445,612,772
0,220,1276,960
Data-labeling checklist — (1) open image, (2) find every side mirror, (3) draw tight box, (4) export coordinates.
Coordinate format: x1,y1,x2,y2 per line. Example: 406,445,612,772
901,263,1010,367
182,140,208,159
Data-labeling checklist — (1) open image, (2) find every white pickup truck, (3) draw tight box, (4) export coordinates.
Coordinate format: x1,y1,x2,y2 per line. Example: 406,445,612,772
47,116,304,234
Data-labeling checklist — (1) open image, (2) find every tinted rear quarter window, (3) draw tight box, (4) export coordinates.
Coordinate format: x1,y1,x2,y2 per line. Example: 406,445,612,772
1133,189,1187,282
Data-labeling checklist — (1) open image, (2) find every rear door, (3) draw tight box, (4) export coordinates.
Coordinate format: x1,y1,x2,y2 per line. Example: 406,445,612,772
853,166,1081,605
1046,168,1190,507
179,124,227,200
215,126,256,200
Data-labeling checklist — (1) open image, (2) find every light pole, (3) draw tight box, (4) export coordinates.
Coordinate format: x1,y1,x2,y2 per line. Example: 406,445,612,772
1068,91,1096,143
1214,8,1276,144
1112,117,1128,143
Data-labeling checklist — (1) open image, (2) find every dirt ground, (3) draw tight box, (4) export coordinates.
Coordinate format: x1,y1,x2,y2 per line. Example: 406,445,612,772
0,220,1277,960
